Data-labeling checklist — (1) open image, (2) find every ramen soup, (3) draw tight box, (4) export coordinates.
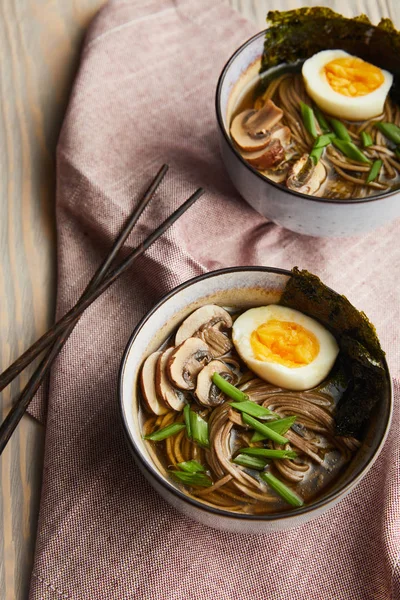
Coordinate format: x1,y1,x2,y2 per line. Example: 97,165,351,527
230,51,400,200
137,271,386,514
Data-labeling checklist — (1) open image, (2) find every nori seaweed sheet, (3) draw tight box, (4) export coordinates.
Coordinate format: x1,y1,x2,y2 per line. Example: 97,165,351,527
258,8,400,105
280,268,387,436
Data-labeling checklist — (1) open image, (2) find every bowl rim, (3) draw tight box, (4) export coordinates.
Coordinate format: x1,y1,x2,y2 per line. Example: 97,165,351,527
118,266,393,522
215,29,400,206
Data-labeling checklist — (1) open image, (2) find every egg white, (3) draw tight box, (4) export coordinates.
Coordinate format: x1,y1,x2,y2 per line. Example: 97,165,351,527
232,305,339,391
302,49,393,121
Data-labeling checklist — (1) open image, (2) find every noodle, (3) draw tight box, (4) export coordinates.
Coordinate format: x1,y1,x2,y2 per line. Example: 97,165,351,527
142,366,359,514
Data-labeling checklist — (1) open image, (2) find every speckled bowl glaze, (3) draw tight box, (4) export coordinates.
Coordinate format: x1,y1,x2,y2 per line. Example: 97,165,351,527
119,267,392,534
215,30,400,237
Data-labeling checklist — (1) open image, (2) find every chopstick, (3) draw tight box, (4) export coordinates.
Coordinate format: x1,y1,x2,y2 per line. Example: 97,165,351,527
0,170,205,454
0,165,169,393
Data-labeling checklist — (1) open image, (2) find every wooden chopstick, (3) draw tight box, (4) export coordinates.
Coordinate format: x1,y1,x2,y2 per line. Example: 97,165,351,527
0,164,168,393
0,174,205,454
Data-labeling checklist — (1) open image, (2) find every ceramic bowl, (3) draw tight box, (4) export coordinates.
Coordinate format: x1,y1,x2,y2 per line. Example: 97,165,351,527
215,30,400,237
118,267,392,533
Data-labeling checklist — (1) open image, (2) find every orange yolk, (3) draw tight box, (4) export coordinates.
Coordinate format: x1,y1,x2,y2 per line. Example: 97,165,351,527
323,57,384,97
250,320,319,368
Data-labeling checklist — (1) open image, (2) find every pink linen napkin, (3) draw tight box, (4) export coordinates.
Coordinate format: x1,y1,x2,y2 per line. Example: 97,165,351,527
29,1,400,598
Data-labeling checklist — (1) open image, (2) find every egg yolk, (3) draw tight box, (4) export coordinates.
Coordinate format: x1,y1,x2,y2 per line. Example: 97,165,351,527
250,320,319,368
323,57,384,97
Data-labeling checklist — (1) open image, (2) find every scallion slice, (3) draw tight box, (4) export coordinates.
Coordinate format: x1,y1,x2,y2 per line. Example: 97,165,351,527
313,133,336,148
230,400,278,419
310,133,336,163
212,372,249,402
144,422,186,442
300,102,318,138
309,146,323,164
260,471,304,507
183,404,192,439
168,470,212,487
366,159,383,183
240,448,298,459
251,416,296,442
232,454,269,470
314,108,330,133
332,139,371,164
360,131,373,147
330,119,351,141
242,413,288,445
376,122,400,145
177,460,205,473
190,411,210,449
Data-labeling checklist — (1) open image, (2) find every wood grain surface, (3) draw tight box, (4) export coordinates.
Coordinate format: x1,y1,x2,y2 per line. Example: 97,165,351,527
0,1,398,598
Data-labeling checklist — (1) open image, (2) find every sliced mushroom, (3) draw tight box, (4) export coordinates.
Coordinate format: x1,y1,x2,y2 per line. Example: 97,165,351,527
175,305,232,345
195,360,235,407
200,326,233,358
167,337,212,390
155,348,187,411
271,125,291,147
263,161,293,183
286,154,327,195
243,138,285,170
230,100,284,151
140,351,169,415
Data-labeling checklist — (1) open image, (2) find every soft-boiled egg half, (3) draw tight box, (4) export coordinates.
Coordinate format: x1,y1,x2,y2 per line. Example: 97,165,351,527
302,49,393,121
232,305,339,391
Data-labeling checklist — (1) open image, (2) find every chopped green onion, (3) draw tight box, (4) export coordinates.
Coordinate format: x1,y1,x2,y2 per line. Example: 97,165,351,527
360,131,373,147
366,159,383,183
144,422,186,442
330,119,351,141
310,133,336,163
230,400,278,420
242,413,288,445
183,404,192,439
313,133,336,148
240,448,298,459
177,460,205,473
251,416,297,441
232,454,269,470
332,139,371,164
168,470,212,487
212,372,249,402
300,102,318,138
190,411,210,449
260,471,304,507
309,146,323,164
376,122,400,145
314,108,330,133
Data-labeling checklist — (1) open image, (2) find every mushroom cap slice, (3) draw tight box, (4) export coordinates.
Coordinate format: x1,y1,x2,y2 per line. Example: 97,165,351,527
155,348,187,411
175,305,232,346
167,337,212,390
140,351,169,415
231,110,272,152
286,154,327,195
271,125,291,147
243,139,285,170
200,327,233,358
195,360,235,407
230,101,284,152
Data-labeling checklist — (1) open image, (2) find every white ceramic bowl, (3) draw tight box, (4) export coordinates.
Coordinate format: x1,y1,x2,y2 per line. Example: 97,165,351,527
215,31,400,237
119,267,392,533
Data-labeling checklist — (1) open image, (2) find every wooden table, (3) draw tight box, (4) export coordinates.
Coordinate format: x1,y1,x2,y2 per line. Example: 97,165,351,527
1,1,398,598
